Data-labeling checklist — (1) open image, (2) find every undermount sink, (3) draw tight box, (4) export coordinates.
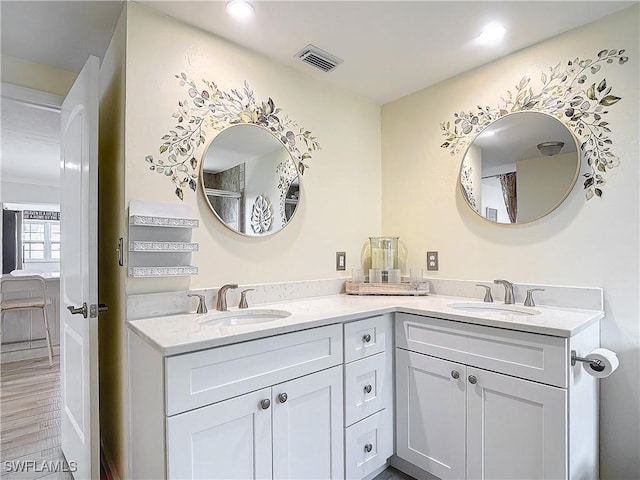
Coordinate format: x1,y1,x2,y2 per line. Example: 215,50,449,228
448,302,541,316
196,309,291,327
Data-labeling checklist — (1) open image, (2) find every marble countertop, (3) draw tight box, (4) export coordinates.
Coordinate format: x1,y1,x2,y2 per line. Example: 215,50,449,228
128,293,604,356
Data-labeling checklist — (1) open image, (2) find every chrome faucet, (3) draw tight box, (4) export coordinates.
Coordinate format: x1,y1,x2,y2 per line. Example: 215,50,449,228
524,288,545,307
475,284,493,303
187,293,207,314
216,284,238,311
239,289,255,309
493,279,515,304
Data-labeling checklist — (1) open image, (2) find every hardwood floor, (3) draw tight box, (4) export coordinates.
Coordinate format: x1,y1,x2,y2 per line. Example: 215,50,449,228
1,356,72,479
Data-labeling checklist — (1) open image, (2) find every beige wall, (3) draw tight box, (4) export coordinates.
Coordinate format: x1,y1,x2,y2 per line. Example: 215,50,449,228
517,152,578,222
1,55,76,95
123,3,381,294
97,7,127,478
381,6,639,478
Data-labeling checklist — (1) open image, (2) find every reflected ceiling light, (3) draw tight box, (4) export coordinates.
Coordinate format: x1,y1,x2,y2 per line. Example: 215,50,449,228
226,0,254,20
478,24,506,45
537,141,565,156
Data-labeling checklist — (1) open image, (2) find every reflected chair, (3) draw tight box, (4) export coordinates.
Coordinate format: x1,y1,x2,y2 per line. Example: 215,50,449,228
0,275,53,366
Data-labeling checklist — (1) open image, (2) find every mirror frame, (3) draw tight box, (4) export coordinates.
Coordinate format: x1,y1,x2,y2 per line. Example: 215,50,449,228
199,123,302,237
459,111,582,225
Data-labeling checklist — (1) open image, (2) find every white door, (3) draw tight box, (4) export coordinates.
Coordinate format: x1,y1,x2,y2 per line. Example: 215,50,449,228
466,367,567,480
272,365,344,479
60,55,100,480
395,349,466,480
166,388,273,479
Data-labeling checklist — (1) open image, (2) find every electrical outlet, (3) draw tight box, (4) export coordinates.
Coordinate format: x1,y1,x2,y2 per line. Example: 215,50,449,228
336,251,346,271
427,251,439,271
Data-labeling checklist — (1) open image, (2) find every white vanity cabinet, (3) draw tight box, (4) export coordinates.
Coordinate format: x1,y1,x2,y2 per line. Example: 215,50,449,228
343,315,394,480
394,313,600,480
167,366,343,480
129,324,344,480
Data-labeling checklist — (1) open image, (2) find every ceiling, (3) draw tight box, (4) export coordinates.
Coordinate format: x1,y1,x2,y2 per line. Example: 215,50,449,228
0,1,635,105
1,97,61,187
474,112,578,172
0,1,635,190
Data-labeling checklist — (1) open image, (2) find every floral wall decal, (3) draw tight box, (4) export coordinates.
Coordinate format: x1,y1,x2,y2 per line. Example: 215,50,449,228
459,164,478,210
251,194,274,234
440,48,628,200
145,74,321,201
276,159,299,224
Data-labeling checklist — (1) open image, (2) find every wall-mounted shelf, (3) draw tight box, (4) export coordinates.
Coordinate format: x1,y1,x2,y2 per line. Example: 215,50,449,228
129,241,199,253
128,266,198,278
128,200,199,278
129,215,199,228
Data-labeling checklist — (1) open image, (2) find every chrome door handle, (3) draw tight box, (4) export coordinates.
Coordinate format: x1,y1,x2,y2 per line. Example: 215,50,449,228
468,375,478,385
451,370,460,379
278,393,288,403
364,443,373,453
363,384,372,394
67,303,87,318
362,334,372,343
260,399,271,410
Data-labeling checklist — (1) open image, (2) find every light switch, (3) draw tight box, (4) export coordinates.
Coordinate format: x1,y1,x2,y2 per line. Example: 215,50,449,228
336,251,346,271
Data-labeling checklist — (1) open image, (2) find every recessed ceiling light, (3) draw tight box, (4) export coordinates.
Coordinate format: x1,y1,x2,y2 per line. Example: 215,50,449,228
478,24,506,46
226,0,254,21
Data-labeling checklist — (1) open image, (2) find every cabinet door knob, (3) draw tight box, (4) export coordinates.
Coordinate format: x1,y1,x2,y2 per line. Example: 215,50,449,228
363,384,372,394
364,443,373,453
468,375,478,385
363,333,372,343
260,399,271,410
278,393,288,403
451,370,460,379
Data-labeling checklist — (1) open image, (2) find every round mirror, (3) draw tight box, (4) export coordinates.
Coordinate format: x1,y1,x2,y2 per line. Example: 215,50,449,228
459,111,580,224
201,124,300,236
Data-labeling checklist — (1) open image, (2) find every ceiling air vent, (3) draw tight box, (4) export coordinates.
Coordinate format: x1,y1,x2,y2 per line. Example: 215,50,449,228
295,44,343,72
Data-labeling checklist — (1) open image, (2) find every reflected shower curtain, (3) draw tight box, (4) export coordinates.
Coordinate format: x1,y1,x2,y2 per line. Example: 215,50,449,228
498,172,517,223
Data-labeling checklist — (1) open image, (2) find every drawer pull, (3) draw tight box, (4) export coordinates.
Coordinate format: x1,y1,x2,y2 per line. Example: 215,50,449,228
451,370,460,379
468,375,478,385
363,384,372,394
260,399,271,410
364,443,373,453
278,393,288,403
363,333,372,343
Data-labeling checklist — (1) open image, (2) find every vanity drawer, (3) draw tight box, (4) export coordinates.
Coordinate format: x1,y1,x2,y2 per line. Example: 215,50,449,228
345,409,393,480
396,313,568,388
344,352,390,426
165,324,343,416
344,315,389,363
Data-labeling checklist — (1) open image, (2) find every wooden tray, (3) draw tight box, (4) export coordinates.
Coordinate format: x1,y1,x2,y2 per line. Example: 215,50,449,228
345,281,430,296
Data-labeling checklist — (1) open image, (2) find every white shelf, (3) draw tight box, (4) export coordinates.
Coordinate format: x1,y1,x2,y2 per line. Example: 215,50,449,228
128,266,198,278
129,241,199,253
128,200,199,278
129,215,199,228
